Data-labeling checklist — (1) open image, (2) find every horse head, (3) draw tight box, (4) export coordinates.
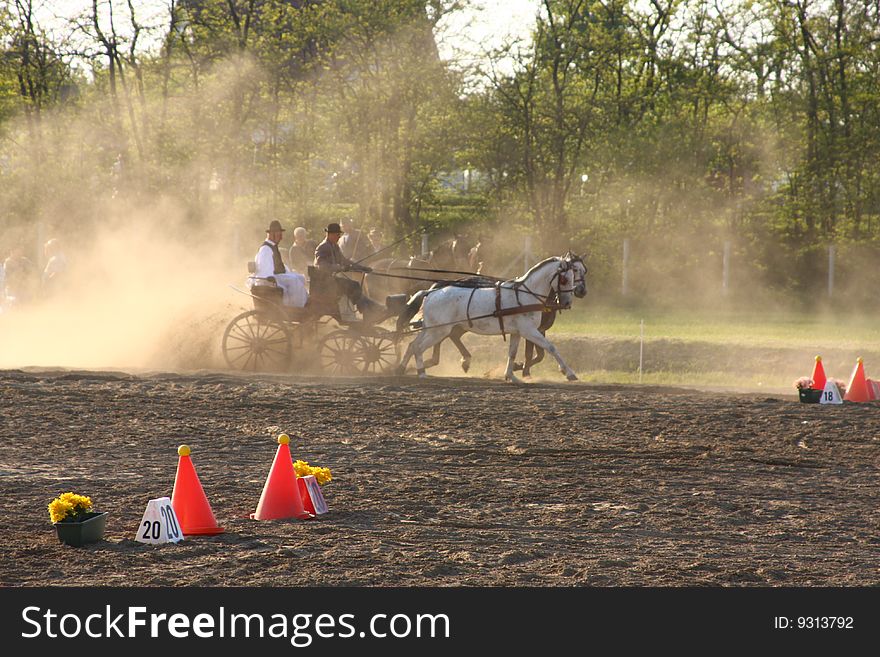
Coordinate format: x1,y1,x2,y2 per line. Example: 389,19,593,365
553,252,587,307
568,252,588,298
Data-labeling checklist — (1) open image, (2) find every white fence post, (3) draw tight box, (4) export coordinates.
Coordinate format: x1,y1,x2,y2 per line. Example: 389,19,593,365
639,319,644,384
523,235,532,274
36,221,46,269
722,241,730,296
622,238,630,296
828,245,835,298
232,224,240,265
421,232,429,257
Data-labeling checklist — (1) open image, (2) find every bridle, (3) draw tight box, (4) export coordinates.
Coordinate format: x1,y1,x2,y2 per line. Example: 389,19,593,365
510,256,586,309
554,256,587,296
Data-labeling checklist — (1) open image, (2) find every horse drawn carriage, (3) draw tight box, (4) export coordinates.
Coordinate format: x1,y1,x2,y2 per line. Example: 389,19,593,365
221,265,408,375
221,252,588,381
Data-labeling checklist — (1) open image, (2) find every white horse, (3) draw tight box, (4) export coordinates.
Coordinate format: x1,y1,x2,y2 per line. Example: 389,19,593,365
396,253,588,382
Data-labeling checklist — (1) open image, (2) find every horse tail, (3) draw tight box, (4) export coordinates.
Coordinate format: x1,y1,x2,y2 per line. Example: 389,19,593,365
397,289,428,333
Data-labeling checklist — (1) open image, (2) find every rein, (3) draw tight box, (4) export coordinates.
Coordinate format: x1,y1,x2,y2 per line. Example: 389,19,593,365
365,270,460,284
392,266,503,282
409,301,562,334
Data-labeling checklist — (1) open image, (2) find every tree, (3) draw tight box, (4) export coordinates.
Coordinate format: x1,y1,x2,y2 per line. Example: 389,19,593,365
486,0,616,250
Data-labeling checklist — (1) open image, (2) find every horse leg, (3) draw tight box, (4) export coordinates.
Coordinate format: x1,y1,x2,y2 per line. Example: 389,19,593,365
519,328,577,381
503,333,523,384
448,325,472,372
412,327,454,378
396,337,418,375
522,340,535,377
422,325,467,371
422,341,443,369
524,336,546,377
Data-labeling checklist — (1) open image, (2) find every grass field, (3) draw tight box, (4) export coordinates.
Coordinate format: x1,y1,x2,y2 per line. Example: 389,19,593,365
554,304,880,351
460,304,880,391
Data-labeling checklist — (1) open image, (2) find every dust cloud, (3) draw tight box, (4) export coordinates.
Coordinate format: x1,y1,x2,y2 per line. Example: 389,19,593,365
0,205,241,371
1,24,875,382
0,52,274,372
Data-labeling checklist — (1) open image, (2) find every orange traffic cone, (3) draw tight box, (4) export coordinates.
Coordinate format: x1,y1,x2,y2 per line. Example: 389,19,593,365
844,358,871,402
810,355,827,391
171,445,224,535
252,434,310,520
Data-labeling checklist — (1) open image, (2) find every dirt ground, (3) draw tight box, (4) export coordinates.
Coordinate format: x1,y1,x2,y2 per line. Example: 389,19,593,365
1,367,878,587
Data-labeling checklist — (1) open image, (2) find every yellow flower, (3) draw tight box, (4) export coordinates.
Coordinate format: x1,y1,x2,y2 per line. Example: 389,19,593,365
312,468,332,485
48,499,73,523
48,492,94,523
292,459,332,485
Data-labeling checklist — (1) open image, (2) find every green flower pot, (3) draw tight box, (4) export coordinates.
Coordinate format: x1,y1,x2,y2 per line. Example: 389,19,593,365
798,388,823,404
54,512,108,547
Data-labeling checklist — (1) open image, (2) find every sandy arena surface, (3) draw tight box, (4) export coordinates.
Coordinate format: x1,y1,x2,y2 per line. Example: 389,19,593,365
1,367,878,587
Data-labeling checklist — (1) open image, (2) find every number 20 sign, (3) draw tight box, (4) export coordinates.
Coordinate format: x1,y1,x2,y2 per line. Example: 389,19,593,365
135,497,184,544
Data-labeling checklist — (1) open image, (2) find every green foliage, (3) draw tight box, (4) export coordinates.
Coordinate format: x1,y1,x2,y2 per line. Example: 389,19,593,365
2,0,880,306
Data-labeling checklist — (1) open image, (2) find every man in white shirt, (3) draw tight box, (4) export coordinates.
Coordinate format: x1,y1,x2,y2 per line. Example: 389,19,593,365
249,220,308,308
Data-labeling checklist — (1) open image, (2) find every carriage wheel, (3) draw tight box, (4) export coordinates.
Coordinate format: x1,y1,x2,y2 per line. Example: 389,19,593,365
222,310,292,373
353,332,400,375
317,330,362,376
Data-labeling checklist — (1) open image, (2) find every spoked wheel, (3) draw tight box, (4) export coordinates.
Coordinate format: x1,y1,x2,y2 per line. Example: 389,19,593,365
222,310,292,372
354,331,400,375
318,330,362,376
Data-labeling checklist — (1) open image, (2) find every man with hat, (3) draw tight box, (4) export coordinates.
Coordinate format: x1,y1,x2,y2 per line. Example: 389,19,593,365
249,219,308,307
314,222,383,322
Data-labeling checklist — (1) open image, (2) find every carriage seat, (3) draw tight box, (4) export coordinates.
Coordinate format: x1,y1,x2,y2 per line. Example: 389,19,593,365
250,284,283,314
246,263,287,314
250,285,312,321
385,294,408,315
304,266,343,319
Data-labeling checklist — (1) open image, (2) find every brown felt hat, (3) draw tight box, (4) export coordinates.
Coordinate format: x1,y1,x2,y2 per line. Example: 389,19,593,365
324,222,343,234
266,220,285,232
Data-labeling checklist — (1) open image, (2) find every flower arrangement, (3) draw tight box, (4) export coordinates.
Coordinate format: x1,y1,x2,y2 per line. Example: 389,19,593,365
794,377,813,390
294,460,332,485
48,492,95,524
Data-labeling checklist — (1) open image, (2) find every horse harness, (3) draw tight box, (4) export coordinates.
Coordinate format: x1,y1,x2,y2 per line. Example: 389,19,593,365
459,263,574,340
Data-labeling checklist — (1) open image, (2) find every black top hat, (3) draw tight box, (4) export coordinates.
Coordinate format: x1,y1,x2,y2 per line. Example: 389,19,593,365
266,220,285,232
324,222,343,234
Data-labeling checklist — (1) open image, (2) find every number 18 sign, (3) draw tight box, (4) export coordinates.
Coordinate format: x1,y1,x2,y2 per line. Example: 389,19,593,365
136,497,184,544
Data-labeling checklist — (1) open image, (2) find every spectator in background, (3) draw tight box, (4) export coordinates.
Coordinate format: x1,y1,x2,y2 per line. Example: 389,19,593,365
2,248,37,306
339,218,371,263
468,238,484,274
41,238,67,296
288,226,318,274
368,228,386,255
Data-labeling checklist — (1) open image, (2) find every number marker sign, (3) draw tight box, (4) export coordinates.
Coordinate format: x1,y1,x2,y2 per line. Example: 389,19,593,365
819,380,843,405
298,475,329,515
136,497,184,544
